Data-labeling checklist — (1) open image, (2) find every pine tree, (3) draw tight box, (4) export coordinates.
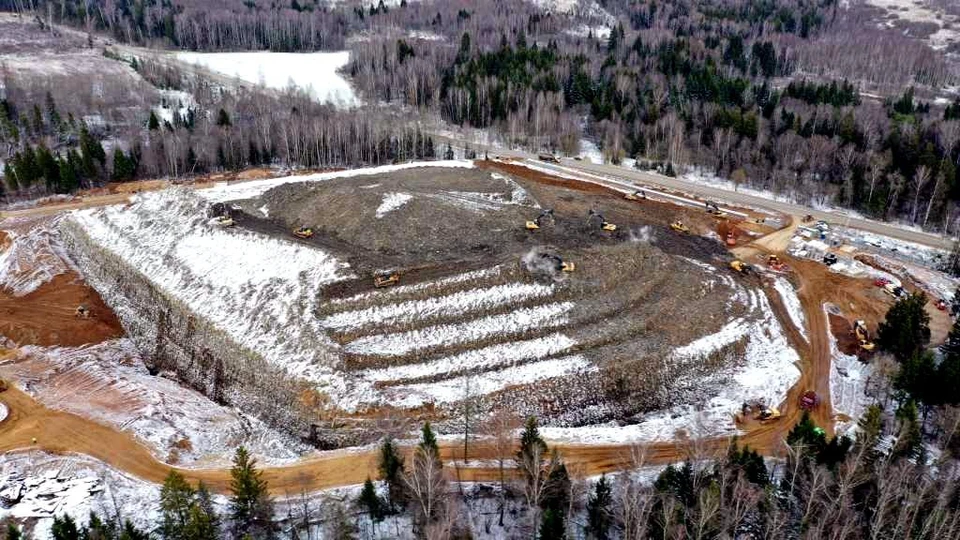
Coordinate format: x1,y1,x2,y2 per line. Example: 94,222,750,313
216,109,232,127
112,149,136,182
160,470,196,539
378,437,406,512
539,508,565,539
419,421,439,457
358,477,384,526
585,475,611,540
51,514,80,540
6,523,21,540
878,292,931,362
184,483,220,540
2,162,14,193
517,416,547,484
148,111,160,131
229,446,274,539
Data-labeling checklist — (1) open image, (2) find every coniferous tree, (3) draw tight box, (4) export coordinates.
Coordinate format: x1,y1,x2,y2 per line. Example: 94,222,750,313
378,437,407,512
539,508,565,539
358,477,384,527
5,523,21,540
148,111,161,131
585,475,612,540
229,446,274,539
878,292,931,361
185,483,220,540
160,470,196,539
51,514,80,540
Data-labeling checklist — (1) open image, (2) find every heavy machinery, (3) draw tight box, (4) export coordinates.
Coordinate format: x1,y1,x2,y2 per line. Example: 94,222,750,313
854,320,876,352
538,154,561,163
757,407,782,422
823,253,838,266
725,232,737,246
730,260,754,275
937,299,947,311
525,209,555,230
670,220,690,234
293,226,314,239
883,282,905,298
374,271,401,288
210,215,235,227
767,254,787,272
625,190,647,201
543,254,575,273
705,201,727,218
799,391,820,411
587,209,617,232
75,305,91,319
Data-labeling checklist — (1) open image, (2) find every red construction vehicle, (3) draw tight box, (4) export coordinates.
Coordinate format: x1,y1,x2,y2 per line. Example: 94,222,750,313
799,391,819,411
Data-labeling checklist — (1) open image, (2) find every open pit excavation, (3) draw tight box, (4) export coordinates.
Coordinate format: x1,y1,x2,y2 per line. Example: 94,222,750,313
0,158,954,525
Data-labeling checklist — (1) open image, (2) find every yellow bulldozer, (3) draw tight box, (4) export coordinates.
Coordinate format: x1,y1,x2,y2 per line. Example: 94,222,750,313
670,220,690,234
730,260,754,275
293,226,314,239
374,271,401,288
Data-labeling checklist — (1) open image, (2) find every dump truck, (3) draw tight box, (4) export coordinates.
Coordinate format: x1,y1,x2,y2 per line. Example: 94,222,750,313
799,391,819,410
293,227,314,239
374,271,401,288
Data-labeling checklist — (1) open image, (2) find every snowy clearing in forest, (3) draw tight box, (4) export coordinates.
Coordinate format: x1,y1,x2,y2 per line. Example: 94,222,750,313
827,306,875,436
176,50,359,106
196,160,475,202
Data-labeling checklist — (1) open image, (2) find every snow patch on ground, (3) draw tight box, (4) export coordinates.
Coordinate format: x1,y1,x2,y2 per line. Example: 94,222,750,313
541,290,801,444
388,354,595,408
0,217,74,296
578,138,604,164
0,452,168,539
5,339,313,467
773,277,807,340
344,302,574,357
323,283,554,331
197,160,475,202
827,306,875,436
375,192,413,219
176,50,359,106
69,189,353,395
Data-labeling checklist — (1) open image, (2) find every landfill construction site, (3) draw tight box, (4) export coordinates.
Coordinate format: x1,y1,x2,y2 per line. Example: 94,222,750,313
0,157,955,519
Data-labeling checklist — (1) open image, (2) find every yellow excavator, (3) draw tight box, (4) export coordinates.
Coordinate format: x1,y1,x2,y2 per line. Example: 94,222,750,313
625,190,647,201
730,260,754,275
854,320,876,352
588,209,617,232
293,226,314,239
670,220,690,234
526,209,555,230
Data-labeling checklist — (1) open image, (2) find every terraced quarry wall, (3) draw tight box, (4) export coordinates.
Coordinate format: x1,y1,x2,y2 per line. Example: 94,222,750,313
60,219,317,442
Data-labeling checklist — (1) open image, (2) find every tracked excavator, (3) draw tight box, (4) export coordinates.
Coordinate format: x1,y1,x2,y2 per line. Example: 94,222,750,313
587,209,617,231
525,209,555,230
625,190,647,201
293,226,315,239
670,220,690,233
705,201,727,218
730,260,754,275
542,254,575,273
854,320,876,352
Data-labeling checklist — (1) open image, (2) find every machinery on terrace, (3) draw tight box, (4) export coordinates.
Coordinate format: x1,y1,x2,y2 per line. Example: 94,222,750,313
525,209,555,230
587,209,617,232
670,220,690,234
854,320,876,352
293,226,315,239
730,260,754,275
374,271,401,288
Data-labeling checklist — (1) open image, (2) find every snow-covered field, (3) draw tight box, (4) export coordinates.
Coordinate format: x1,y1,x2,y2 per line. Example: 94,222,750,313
826,306,875,436
176,51,359,106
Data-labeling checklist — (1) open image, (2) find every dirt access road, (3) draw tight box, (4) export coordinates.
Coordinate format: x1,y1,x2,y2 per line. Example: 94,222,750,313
0,169,848,495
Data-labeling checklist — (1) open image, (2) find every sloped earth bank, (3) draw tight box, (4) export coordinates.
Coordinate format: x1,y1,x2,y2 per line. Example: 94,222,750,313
61,163,764,448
